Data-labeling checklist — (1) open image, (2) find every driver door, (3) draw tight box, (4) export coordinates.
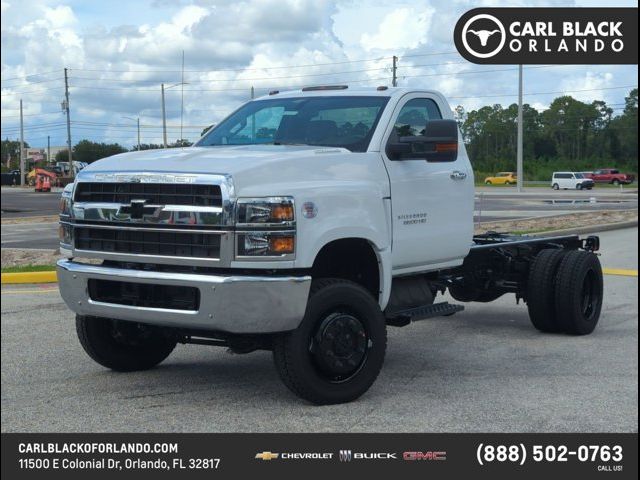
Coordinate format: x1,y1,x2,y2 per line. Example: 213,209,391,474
381,95,474,272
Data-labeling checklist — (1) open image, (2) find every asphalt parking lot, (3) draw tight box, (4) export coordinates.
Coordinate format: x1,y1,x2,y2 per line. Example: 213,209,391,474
1,228,637,433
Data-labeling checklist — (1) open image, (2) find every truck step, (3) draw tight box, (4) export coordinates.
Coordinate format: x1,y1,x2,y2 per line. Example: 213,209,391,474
386,301,464,327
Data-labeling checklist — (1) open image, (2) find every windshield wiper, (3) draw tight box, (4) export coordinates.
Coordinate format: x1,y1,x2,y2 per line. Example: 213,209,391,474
272,141,311,146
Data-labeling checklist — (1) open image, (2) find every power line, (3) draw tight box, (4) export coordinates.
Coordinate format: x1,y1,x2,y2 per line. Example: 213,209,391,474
0,85,65,96
1,111,62,118
450,85,638,100
0,69,62,82
67,56,395,74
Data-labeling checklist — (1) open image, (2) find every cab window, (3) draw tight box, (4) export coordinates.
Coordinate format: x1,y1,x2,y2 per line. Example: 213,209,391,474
392,98,442,138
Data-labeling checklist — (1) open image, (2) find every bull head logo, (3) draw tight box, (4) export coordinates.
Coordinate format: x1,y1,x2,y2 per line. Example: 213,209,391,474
467,29,500,46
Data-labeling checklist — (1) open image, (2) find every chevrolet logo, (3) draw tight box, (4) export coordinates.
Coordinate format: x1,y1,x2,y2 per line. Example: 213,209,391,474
119,199,157,220
255,452,279,461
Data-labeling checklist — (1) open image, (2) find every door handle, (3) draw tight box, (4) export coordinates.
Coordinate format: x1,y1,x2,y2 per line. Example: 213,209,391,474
450,170,467,180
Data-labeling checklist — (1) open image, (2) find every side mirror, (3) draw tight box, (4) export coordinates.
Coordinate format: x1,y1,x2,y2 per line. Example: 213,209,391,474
420,119,459,162
387,119,459,162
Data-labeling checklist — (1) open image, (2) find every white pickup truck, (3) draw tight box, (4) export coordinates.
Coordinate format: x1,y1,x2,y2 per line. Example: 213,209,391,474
57,86,603,404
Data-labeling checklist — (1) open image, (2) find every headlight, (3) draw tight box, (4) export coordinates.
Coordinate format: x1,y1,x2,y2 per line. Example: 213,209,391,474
59,183,74,217
59,224,73,245
235,197,295,258
237,232,295,257
237,197,294,225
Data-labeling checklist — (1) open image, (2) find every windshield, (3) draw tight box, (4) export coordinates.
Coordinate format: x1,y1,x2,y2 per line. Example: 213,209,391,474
575,173,584,178
197,96,390,152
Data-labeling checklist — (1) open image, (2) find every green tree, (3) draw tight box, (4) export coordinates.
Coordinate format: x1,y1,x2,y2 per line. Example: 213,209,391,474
1,139,29,169
55,149,69,163
72,139,127,163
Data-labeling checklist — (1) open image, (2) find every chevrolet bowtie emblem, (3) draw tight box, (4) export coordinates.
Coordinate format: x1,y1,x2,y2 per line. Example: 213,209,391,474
120,199,156,220
255,452,279,461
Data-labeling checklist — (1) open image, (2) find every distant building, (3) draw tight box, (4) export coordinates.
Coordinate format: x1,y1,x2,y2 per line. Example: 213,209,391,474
26,145,67,165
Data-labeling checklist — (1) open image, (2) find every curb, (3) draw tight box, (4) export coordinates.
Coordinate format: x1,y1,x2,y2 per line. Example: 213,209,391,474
527,220,638,237
1,271,58,284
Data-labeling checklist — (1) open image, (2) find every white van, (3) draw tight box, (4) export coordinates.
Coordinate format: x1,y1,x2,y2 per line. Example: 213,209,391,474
551,172,595,190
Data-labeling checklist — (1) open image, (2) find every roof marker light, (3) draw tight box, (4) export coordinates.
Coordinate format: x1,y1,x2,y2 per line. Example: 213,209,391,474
301,85,349,92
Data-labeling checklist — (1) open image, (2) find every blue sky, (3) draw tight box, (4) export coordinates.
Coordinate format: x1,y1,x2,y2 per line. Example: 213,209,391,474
1,0,637,149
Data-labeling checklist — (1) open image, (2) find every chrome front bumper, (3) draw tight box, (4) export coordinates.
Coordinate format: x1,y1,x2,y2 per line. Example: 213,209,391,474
56,260,311,334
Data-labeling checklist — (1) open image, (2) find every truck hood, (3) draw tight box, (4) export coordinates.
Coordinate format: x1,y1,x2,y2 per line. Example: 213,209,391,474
84,145,348,177
81,144,388,199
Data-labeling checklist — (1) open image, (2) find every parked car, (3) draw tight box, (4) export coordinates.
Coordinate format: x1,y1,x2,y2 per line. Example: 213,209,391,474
551,172,595,190
484,172,517,185
584,168,635,185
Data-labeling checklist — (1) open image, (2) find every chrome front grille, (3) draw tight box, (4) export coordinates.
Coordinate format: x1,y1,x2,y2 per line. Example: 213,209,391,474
74,182,222,207
74,226,221,258
61,172,236,266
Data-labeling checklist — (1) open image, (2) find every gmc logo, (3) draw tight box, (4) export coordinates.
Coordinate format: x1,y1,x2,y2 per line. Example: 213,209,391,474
403,451,447,461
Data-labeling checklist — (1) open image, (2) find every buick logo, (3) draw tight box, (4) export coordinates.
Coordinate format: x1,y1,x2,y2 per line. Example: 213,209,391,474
339,450,352,462
461,13,506,58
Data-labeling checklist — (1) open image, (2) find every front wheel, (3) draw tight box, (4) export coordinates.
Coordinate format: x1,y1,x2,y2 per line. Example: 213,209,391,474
612,179,621,186
273,279,387,405
485,180,492,185
576,183,583,190
76,315,176,371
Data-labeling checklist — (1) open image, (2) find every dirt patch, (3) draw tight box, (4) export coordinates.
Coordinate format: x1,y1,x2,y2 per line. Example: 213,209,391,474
476,209,638,234
1,215,58,225
1,248,61,269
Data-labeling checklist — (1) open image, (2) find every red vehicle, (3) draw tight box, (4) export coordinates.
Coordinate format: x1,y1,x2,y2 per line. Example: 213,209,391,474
585,169,635,185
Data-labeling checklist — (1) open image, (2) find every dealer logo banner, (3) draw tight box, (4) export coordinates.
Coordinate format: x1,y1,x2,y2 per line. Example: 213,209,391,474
454,8,638,64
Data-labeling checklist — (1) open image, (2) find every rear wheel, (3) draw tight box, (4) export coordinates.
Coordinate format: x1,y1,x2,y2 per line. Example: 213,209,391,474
526,249,567,332
554,251,603,335
552,183,560,190
76,315,176,371
273,279,387,405
612,179,621,186
485,180,492,185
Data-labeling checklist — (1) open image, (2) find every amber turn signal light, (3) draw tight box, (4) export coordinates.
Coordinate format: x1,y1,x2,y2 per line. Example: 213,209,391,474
271,204,295,221
269,236,295,254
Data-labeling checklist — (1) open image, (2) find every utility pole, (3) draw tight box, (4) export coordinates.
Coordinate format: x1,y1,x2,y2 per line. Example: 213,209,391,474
47,135,51,164
19,99,24,186
63,67,73,176
180,50,185,144
392,55,398,87
161,83,168,148
250,86,255,141
123,116,141,151
516,64,523,192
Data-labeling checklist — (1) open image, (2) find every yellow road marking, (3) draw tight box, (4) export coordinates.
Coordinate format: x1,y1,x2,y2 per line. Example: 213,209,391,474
1,271,58,284
1,288,59,294
602,268,638,277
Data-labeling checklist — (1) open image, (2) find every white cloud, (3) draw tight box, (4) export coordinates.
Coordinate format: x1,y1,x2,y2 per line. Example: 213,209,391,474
0,0,637,149
360,7,434,52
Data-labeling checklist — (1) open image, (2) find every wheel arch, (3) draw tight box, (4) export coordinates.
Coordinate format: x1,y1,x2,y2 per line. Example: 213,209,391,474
308,236,392,309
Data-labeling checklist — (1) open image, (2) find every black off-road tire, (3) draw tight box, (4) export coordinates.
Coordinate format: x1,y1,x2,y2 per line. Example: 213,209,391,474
76,315,177,371
554,251,603,335
273,279,387,405
527,249,567,333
